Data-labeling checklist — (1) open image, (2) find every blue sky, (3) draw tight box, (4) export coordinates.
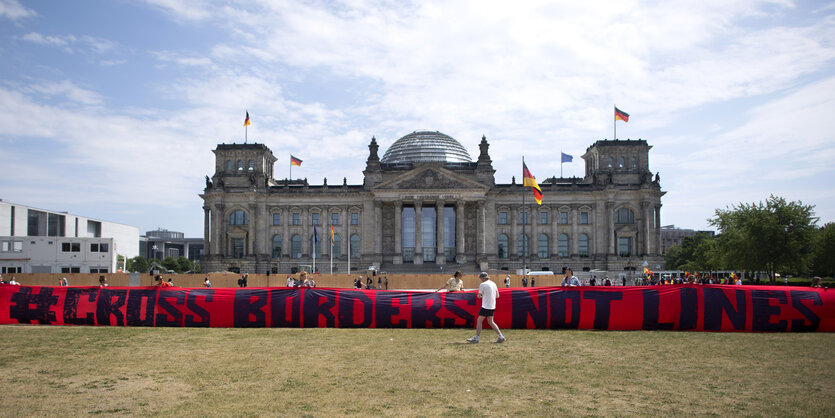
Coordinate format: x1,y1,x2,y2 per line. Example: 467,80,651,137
1,0,834,238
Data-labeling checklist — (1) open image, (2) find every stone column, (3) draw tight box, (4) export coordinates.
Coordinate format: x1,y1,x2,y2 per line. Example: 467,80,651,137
607,202,615,255
641,201,651,256
414,201,423,264
342,206,349,261
394,202,402,264
203,205,210,256
456,201,465,263
436,200,445,264
215,203,226,256
374,200,383,264
570,206,578,257
654,204,662,256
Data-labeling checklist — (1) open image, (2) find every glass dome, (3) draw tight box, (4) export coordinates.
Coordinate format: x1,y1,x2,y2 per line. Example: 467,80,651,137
381,131,472,164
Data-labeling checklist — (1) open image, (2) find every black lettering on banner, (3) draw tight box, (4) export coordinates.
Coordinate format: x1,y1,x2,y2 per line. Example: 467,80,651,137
790,290,822,332
337,290,373,328
703,288,746,331
511,290,549,329
302,289,336,328
9,287,58,324
234,289,268,327
375,292,410,328
442,292,475,328
185,289,213,327
63,288,98,325
156,290,186,327
642,289,674,330
751,290,787,332
411,292,442,328
549,290,581,329
679,287,698,330
97,288,127,326
126,289,157,326
269,289,300,327
584,291,623,330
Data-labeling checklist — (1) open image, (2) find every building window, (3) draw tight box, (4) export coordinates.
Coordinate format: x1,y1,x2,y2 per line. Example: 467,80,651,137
61,267,81,273
579,234,589,257
247,160,254,171
540,212,548,225
631,156,637,168
618,157,625,168
331,213,339,225
497,234,509,259
615,208,635,224
232,238,244,258
580,212,589,224
226,160,233,171
332,234,341,258
0,242,7,252
90,243,109,252
351,213,359,225
350,234,360,259
292,213,300,225
499,212,508,225
61,242,81,252
272,234,282,258
237,160,243,171
517,234,529,257
607,157,614,168
229,209,248,225
560,212,568,224
558,234,569,258
519,211,528,225
538,234,549,258
618,237,632,257
291,235,302,258
272,213,281,226
312,213,319,226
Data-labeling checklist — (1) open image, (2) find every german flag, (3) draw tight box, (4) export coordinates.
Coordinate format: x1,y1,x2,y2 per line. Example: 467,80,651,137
615,106,629,122
290,155,303,167
330,226,335,247
244,111,251,127
522,162,543,205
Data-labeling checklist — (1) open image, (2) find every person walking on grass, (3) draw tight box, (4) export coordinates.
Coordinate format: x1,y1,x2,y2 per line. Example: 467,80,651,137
467,272,505,344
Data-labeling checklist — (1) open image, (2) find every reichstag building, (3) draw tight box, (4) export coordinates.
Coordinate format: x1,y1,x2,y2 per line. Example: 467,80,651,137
200,131,665,274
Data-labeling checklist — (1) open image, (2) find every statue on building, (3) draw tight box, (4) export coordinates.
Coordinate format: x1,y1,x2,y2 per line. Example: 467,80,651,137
205,175,213,189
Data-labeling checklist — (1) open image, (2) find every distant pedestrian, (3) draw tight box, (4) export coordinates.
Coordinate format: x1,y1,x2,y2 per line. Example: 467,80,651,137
590,276,596,286
504,275,510,288
384,276,389,290
530,277,535,287
99,276,108,287
521,276,528,287
378,276,382,289
9,277,19,285
203,277,212,288
59,277,68,286
466,272,505,344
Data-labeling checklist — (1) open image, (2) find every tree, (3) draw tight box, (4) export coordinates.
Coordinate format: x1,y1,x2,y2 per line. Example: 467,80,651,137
161,256,179,272
811,223,835,278
127,256,150,274
664,233,718,271
176,256,193,273
709,195,817,283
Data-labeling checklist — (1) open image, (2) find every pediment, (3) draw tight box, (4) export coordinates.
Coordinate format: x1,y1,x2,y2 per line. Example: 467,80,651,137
373,166,488,191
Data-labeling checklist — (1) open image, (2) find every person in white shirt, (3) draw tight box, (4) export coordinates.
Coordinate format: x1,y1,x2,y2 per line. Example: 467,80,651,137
286,276,294,287
467,272,505,344
9,277,20,285
561,268,581,287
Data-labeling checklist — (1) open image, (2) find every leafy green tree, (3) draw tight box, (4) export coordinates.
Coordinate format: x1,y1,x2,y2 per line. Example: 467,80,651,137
162,256,179,272
664,233,717,271
176,256,193,273
127,256,150,273
709,195,817,283
811,223,835,278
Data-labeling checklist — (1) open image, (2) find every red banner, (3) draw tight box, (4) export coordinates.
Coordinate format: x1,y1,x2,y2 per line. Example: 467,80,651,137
1,284,833,332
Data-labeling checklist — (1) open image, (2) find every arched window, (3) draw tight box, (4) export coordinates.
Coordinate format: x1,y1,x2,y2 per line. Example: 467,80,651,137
607,157,614,168
615,208,635,224
578,233,589,257
631,156,637,168
272,234,282,258
517,233,529,257
237,160,243,171
311,234,321,258
618,157,625,168
332,234,341,258
225,160,233,171
497,234,509,259
350,234,361,259
229,209,247,225
538,234,549,258
247,160,254,171
291,235,302,259
558,234,569,258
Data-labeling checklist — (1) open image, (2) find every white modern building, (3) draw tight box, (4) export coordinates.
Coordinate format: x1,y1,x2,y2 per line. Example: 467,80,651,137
0,199,139,274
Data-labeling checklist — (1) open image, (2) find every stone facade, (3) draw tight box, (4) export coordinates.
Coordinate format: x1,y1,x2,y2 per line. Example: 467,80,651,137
200,134,665,274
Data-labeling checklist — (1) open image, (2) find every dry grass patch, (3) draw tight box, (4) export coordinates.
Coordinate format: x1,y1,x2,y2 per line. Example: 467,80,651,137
0,326,832,416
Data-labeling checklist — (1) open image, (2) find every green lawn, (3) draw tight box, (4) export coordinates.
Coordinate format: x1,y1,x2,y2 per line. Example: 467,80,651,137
0,326,832,416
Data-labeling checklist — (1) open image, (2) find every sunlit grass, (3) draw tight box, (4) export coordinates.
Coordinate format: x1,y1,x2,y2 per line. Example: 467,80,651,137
0,326,832,416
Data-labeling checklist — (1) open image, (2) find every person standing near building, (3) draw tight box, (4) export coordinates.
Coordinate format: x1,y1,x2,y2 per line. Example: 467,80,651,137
467,272,505,344
561,269,580,287
504,275,510,288
521,276,528,287
530,276,535,287
9,277,19,285
203,277,212,288
435,270,464,292
384,275,389,290
59,277,68,286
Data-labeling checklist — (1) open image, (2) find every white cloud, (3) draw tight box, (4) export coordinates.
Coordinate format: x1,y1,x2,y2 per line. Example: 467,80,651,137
21,32,75,47
0,0,34,20
152,50,213,67
26,80,104,106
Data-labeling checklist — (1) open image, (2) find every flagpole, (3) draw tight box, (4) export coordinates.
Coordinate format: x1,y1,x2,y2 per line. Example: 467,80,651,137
245,125,248,144
524,155,528,275
560,150,563,178
613,105,616,140
313,234,316,275
330,227,333,275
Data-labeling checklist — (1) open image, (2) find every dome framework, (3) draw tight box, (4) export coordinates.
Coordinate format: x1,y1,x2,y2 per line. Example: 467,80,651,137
381,131,472,164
